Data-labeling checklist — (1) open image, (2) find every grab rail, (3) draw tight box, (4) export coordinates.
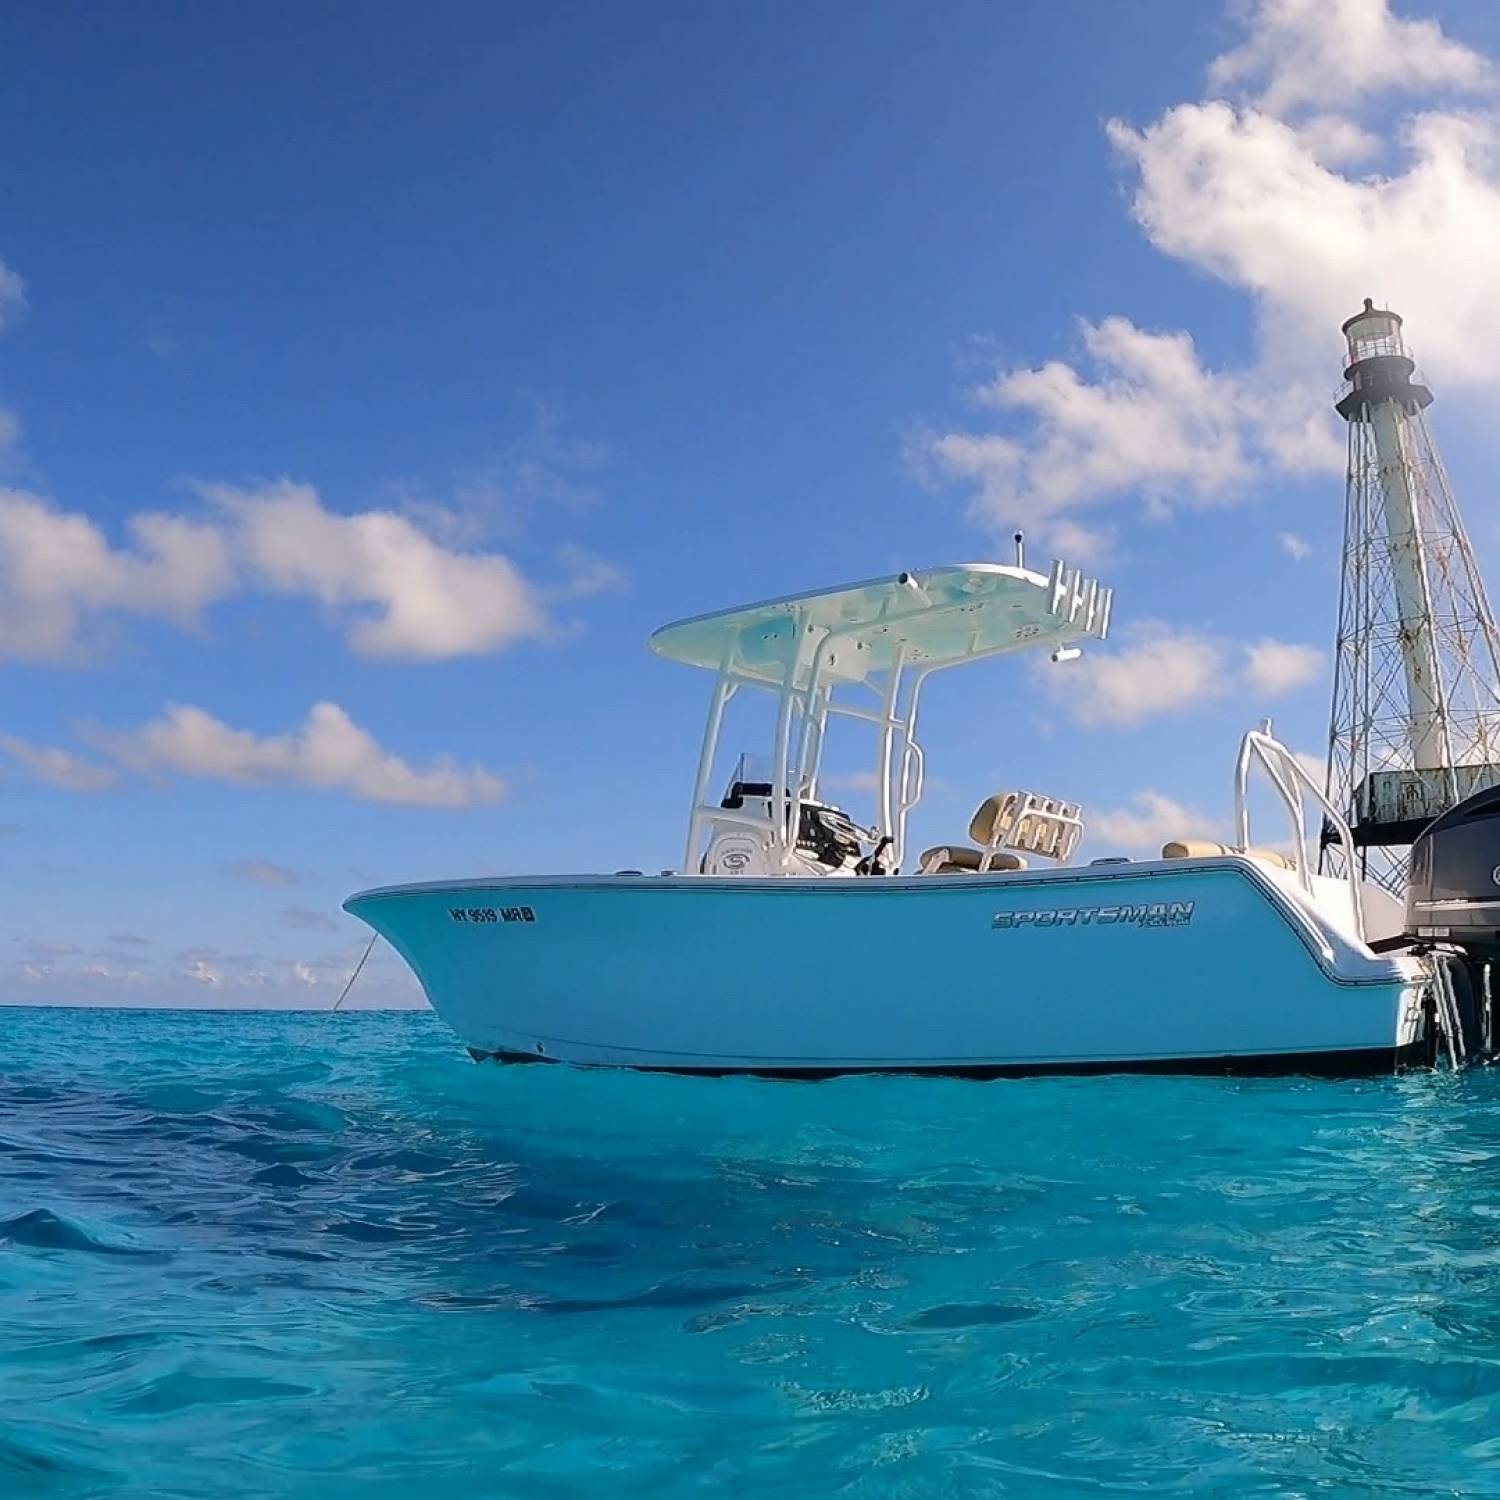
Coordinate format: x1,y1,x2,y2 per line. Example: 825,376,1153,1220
1233,723,1366,945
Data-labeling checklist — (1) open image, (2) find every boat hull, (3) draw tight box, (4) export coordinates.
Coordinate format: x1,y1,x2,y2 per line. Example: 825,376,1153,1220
344,859,1430,1077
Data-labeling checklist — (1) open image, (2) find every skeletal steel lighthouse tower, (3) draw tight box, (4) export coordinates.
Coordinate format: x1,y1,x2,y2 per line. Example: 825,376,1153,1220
1326,299,1500,889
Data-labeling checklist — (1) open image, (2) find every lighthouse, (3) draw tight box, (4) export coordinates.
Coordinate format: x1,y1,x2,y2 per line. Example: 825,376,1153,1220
1325,300,1500,889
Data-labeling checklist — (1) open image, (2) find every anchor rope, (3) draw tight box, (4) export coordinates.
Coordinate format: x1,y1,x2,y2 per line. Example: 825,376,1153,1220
299,933,378,1052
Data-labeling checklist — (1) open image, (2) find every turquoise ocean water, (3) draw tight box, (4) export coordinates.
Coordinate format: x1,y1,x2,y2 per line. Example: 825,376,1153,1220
4,1006,1500,1497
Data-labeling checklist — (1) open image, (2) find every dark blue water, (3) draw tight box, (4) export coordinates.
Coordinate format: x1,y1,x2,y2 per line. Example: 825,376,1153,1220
3,1007,1500,1496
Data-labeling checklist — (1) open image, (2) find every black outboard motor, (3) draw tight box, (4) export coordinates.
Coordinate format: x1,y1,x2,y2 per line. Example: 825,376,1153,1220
1407,784,1500,957
1406,783,1500,1059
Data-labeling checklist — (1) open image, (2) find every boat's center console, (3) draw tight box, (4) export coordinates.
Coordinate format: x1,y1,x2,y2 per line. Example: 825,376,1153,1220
704,776,892,877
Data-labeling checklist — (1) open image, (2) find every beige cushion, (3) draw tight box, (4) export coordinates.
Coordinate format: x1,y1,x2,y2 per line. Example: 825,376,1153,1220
918,845,1026,875
1161,838,1233,860
969,794,1011,846
1161,839,1294,870
969,791,1081,860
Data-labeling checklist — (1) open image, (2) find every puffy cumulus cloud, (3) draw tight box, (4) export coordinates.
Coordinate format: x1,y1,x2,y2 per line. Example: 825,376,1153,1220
0,733,118,791
921,318,1340,548
202,480,549,659
0,489,234,661
1045,624,1230,728
1090,791,1226,853
1243,637,1325,694
1108,103,1500,386
1208,0,1490,117
101,700,506,807
925,0,1500,547
1043,624,1325,727
1290,114,1383,169
0,258,25,330
0,476,616,663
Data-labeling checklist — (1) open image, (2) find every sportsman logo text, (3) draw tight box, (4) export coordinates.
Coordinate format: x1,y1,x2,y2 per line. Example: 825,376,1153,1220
992,901,1194,930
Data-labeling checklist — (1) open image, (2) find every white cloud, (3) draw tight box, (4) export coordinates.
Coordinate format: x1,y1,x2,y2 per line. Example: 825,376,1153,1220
1046,516,1114,566
0,259,25,330
1290,113,1382,168
1046,624,1229,727
1293,747,1329,788
1243,638,1324,695
1108,102,1500,388
0,489,234,661
1091,791,1225,852
0,475,616,664
0,733,118,791
1208,0,1491,117
17,956,145,987
925,0,1500,546
81,961,143,983
924,320,1251,547
183,959,222,987
102,700,506,807
203,480,548,659
1279,531,1311,561
1044,625,1327,727
921,317,1342,550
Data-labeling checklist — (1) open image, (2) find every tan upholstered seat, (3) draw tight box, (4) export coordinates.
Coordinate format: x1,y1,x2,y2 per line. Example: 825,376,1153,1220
1161,839,1294,870
970,790,1082,862
969,794,1012,847
917,845,1027,875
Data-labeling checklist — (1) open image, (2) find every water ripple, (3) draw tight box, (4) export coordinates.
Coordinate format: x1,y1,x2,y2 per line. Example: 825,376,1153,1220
4,1006,1500,1496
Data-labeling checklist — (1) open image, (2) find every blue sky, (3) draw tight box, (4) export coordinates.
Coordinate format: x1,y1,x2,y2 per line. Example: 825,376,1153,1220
5,0,1500,1006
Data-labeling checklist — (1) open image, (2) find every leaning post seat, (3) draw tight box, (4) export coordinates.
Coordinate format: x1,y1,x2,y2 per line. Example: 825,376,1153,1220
1161,839,1295,871
917,789,1085,874
971,790,1084,865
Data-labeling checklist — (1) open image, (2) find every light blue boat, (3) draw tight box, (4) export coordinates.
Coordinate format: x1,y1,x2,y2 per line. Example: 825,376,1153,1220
347,559,1431,1076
